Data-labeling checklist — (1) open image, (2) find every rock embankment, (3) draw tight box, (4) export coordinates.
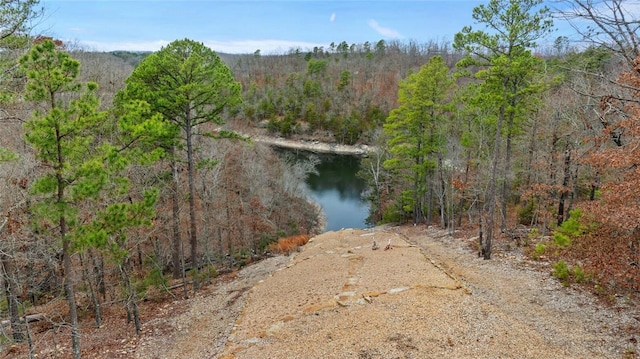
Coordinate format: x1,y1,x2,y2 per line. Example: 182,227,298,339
252,135,373,156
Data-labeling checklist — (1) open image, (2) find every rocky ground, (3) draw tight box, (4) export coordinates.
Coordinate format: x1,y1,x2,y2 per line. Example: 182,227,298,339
137,225,639,359
5,224,639,358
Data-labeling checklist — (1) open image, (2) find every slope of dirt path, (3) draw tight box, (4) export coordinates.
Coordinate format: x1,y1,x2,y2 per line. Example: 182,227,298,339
134,226,640,359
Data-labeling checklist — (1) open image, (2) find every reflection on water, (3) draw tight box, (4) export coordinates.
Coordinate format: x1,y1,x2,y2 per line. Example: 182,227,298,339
304,154,370,231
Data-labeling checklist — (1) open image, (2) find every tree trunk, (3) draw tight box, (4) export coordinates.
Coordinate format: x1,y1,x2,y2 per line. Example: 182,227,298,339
1,258,24,342
457,146,472,228
484,104,506,260
524,113,539,187
80,253,101,328
185,116,199,273
557,143,572,226
170,151,182,280
119,263,141,334
63,236,80,359
93,251,106,302
438,156,446,228
501,117,514,232
413,166,421,225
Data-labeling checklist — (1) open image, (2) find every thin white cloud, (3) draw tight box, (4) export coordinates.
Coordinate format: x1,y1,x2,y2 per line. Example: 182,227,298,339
72,39,171,52
368,19,402,38
71,39,328,54
203,39,329,54
330,12,336,22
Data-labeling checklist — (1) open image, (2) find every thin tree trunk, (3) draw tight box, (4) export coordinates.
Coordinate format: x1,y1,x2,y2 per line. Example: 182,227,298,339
438,156,446,228
170,151,182,280
413,167,421,225
92,251,106,302
457,146,472,228
566,165,579,218
185,117,199,273
80,253,101,328
119,263,141,334
557,144,572,226
63,235,80,359
484,104,506,260
60,195,80,358
25,307,34,359
2,258,24,342
525,114,539,187
501,121,514,232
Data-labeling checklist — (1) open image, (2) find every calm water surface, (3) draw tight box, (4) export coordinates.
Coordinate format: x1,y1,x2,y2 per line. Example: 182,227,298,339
304,154,370,231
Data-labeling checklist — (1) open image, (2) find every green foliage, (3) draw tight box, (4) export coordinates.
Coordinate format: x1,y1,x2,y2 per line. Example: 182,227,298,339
257,98,277,119
383,55,454,222
552,209,591,248
553,233,572,248
0,147,18,162
303,79,322,98
258,234,278,252
532,243,546,259
381,204,405,224
453,0,554,258
303,102,322,129
557,209,583,236
21,39,163,356
119,38,242,128
338,70,352,90
188,265,217,286
552,260,590,287
329,113,363,145
267,117,280,133
109,50,150,66
306,59,328,77
573,266,588,283
140,267,168,293
517,200,536,225
22,39,161,253
552,260,570,286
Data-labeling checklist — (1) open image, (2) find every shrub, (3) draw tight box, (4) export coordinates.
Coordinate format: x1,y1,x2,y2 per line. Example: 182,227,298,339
552,209,590,248
188,265,217,286
268,234,310,255
573,265,588,283
552,260,570,286
532,243,546,259
553,232,572,247
381,205,404,224
517,200,536,225
558,209,583,236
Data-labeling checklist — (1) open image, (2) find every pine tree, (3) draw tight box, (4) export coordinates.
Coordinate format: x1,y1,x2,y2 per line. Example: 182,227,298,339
384,56,454,224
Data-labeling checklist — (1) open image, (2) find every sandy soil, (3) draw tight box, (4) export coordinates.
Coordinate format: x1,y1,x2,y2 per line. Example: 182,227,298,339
128,225,639,359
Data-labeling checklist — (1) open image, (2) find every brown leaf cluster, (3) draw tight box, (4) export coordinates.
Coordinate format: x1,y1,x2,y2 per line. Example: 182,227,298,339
267,234,310,255
585,56,640,230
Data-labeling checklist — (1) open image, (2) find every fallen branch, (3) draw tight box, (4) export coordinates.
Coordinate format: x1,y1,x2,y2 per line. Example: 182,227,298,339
0,313,46,329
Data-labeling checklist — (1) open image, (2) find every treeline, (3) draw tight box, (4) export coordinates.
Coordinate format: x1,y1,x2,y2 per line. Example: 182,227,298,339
231,39,459,144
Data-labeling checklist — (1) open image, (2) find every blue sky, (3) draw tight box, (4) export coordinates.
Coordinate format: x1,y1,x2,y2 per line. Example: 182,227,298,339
33,0,489,53
33,0,637,54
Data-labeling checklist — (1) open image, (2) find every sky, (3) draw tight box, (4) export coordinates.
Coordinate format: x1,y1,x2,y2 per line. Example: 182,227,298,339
32,0,638,55
32,0,486,53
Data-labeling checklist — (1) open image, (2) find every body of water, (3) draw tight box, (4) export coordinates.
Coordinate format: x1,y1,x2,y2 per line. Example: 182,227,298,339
304,154,370,231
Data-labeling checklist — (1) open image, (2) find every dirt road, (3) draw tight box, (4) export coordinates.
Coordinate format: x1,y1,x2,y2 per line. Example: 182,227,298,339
134,226,639,359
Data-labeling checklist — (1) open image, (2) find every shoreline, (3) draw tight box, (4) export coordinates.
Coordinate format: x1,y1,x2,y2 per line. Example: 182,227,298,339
251,135,373,156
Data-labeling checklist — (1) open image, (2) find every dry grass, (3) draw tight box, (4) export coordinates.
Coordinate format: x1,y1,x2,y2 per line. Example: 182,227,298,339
268,234,310,255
